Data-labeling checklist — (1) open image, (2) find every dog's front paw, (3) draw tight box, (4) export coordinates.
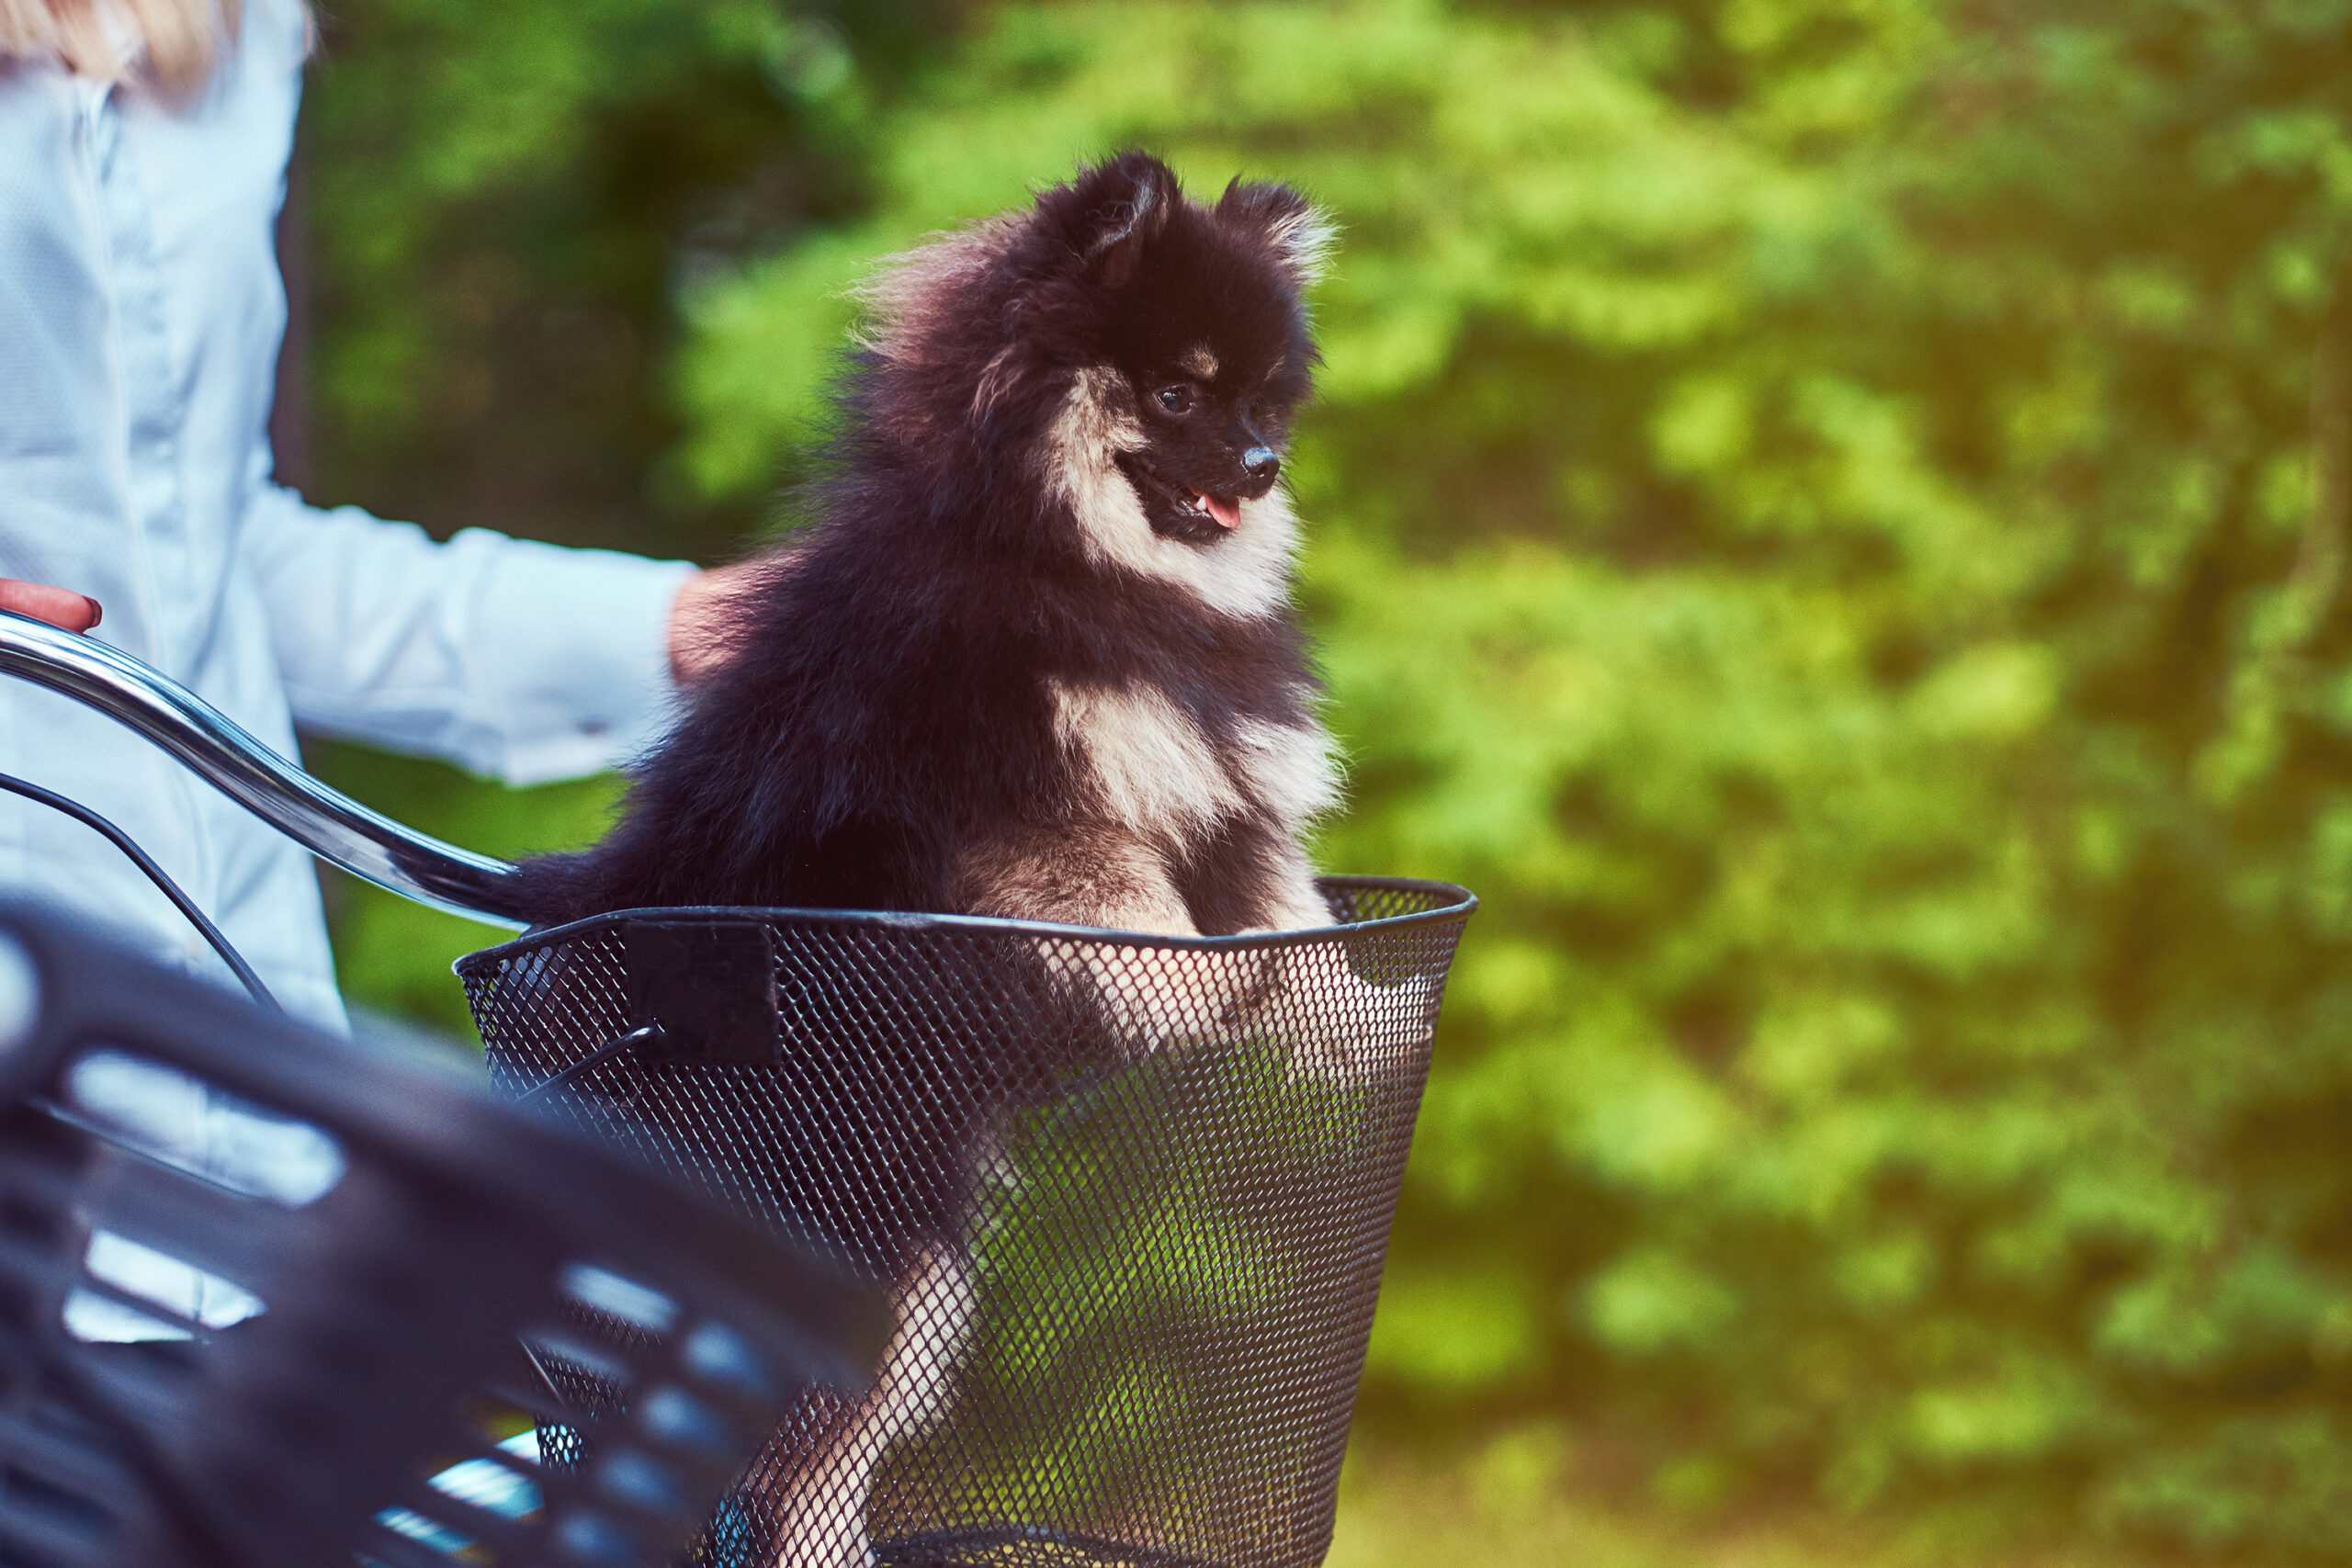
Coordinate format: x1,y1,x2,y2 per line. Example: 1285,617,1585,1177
1276,961,1441,1090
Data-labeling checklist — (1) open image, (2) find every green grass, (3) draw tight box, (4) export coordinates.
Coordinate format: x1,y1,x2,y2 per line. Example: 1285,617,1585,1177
1328,1436,2174,1568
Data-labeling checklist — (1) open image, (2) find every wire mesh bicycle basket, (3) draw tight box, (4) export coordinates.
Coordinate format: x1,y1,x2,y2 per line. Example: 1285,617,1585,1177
0,612,1477,1567
457,877,1473,1568
0,899,884,1568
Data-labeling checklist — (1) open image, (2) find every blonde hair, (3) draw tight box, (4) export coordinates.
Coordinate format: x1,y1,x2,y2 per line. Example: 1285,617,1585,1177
0,0,244,94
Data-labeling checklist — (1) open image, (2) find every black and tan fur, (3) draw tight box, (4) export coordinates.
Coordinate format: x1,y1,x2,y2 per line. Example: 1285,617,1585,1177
513,153,1339,942
512,152,1367,1566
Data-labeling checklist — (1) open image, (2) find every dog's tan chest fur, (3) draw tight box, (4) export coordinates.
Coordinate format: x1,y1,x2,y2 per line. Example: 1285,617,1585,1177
1046,678,1339,847
1047,679,1235,841
1233,716,1342,830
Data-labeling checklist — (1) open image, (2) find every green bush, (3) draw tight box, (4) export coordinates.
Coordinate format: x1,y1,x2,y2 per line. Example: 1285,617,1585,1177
306,0,2352,1553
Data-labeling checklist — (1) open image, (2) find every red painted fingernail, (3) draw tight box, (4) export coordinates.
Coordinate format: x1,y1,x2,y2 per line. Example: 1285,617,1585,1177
83,597,101,630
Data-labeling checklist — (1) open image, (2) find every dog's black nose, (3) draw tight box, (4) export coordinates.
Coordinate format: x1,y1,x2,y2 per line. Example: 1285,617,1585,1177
1242,446,1281,485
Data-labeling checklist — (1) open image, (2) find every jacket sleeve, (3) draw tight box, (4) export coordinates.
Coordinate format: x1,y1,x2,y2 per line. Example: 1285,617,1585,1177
240,478,697,785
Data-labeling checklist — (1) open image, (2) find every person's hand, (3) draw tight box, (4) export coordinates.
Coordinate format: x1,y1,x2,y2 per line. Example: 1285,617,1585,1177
0,579,102,634
668,562,760,686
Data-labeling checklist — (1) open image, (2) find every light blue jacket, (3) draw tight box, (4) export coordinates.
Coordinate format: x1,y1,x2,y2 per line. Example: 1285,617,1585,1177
0,0,693,1031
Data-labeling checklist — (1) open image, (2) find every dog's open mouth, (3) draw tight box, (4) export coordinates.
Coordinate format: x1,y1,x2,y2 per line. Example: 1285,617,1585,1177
1114,455,1240,547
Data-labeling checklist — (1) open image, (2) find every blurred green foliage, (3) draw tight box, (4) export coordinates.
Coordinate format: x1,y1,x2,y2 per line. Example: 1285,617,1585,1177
300,0,933,553
300,0,2352,1555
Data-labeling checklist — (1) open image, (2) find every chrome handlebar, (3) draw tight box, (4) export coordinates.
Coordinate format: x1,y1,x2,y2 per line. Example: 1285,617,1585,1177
0,612,526,928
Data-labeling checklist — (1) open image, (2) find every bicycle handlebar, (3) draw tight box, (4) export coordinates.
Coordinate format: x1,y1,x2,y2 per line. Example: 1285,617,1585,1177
0,611,526,928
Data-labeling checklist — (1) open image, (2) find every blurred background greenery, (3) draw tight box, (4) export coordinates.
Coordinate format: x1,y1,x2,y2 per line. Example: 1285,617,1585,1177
293,1,2352,1561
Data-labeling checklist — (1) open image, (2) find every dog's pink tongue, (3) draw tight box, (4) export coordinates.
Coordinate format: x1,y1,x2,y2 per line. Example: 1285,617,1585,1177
1194,491,1241,530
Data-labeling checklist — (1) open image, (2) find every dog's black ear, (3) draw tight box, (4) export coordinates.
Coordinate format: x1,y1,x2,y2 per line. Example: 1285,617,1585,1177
1061,152,1179,289
1218,179,1336,287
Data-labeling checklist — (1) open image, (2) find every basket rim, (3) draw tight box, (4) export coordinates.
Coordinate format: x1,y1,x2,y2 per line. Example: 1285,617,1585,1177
453,874,1475,978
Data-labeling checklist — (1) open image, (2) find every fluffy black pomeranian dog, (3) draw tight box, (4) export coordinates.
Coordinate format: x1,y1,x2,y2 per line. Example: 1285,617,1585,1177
513,151,1337,941
510,152,1374,1566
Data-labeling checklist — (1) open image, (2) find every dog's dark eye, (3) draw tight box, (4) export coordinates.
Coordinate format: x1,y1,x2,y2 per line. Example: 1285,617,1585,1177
1156,386,1193,415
